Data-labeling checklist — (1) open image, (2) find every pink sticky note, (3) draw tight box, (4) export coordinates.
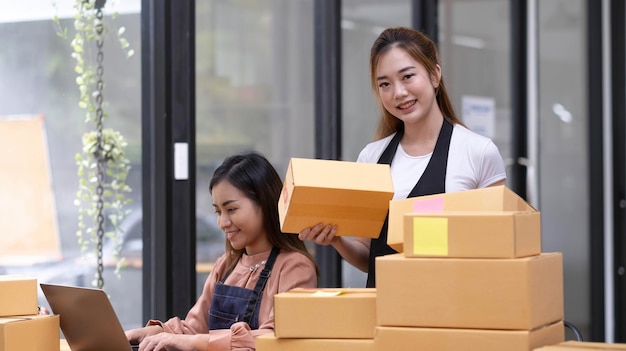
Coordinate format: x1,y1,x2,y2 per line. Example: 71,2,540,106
413,197,444,212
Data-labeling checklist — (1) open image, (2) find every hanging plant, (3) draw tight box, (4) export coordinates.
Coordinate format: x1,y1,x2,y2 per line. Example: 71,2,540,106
53,0,134,288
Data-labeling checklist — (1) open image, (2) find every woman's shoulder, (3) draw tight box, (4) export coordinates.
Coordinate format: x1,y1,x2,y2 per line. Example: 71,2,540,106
274,249,316,272
276,249,313,263
452,124,494,144
357,133,396,163
209,253,229,277
450,124,502,157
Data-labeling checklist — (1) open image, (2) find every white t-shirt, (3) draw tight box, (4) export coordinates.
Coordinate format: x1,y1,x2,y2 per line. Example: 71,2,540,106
356,124,507,200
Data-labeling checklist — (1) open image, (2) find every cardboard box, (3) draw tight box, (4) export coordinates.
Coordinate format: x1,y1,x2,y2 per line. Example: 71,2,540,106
403,210,540,258
388,185,536,252
535,341,626,350
376,320,564,351
376,253,563,330
256,333,375,351
0,314,60,351
274,288,376,338
0,275,38,317
278,158,394,238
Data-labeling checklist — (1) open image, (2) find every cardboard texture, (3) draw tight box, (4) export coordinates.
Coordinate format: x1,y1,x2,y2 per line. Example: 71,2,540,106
256,333,375,351
0,275,38,317
388,185,536,252
376,320,564,351
278,158,394,238
403,211,541,258
274,288,376,338
376,253,563,330
0,314,60,351
535,341,626,350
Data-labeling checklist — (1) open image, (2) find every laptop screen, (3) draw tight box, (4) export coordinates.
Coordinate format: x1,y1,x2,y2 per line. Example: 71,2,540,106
41,283,138,351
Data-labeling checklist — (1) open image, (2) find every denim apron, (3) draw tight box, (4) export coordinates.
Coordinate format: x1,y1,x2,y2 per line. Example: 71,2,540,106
366,119,453,288
208,247,280,330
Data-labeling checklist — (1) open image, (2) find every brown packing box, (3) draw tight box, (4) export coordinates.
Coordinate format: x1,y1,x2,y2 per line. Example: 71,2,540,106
376,252,563,330
376,320,564,351
403,210,540,258
256,333,375,351
278,158,394,238
0,275,38,317
535,341,626,350
0,314,60,351
388,185,536,252
274,288,376,338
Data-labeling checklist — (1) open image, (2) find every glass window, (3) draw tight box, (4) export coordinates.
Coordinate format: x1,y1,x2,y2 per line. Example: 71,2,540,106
439,0,512,161
341,0,411,288
538,0,589,337
195,0,315,294
0,1,142,330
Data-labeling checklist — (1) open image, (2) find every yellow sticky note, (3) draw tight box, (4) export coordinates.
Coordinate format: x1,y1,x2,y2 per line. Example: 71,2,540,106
412,217,448,256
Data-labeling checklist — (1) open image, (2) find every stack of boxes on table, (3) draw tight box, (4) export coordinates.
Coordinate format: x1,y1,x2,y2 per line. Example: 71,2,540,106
0,275,59,351
263,158,565,351
376,185,564,350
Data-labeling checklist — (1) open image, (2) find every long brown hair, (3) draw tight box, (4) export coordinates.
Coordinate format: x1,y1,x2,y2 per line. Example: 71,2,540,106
369,27,464,140
209,152,319,277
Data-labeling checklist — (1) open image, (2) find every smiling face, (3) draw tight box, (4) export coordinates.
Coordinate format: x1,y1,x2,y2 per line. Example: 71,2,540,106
211,179,271,255
375,46,441,127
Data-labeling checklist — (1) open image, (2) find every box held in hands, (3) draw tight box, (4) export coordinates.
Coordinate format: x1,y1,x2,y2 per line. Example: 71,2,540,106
278,158,394,238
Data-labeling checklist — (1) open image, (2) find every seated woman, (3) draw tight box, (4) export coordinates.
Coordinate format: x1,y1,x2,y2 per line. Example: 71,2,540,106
126,152,319,351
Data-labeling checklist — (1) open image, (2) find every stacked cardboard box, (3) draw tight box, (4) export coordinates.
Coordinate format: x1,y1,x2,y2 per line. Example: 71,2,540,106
0,275,59,351
375,186,565,351
257,288,376,351
535,341,626,350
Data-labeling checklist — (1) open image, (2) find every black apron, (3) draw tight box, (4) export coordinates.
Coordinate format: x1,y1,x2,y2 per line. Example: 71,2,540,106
366,119,453,288
208,246,280,330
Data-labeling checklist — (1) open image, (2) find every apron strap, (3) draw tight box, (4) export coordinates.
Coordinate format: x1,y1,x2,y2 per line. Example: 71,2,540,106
242,246,280,324
366,119,453,288
407,118,453,197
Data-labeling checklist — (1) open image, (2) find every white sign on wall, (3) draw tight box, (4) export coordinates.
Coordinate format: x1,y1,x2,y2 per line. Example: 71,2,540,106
461,95,496,139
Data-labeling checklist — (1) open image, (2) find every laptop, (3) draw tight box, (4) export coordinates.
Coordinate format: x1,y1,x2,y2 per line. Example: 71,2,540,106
40,283,140,351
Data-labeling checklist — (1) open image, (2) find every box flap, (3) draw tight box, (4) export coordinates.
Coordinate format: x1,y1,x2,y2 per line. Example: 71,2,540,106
0,314,55,325
0,275,36,282
289,158,393,192
388,185,536,252
278,158,394,237
283,288,376,297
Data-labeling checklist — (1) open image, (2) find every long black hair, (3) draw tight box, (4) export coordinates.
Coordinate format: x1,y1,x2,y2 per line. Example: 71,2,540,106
209,151,318,276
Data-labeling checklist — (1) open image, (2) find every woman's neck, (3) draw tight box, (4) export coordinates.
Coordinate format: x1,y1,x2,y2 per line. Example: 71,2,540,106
401,114,444,156
244,240,273,256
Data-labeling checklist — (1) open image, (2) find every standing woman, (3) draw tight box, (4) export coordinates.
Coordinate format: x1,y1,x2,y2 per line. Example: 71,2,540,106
127,152,319,350
299,27,506,287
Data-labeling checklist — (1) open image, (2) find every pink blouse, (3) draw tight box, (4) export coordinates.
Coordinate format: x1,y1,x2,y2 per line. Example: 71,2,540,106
155,248,318,350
